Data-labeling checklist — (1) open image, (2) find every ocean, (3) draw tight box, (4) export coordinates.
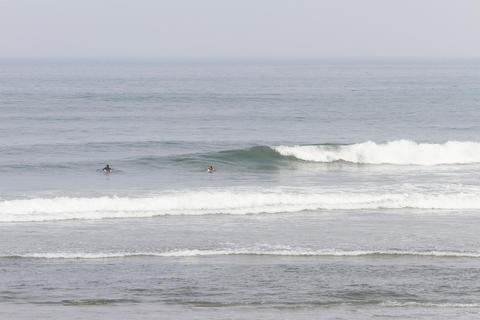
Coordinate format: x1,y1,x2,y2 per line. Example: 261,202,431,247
1,60,480,319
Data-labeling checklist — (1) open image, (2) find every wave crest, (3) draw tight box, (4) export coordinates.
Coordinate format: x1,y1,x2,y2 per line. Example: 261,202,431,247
272,140,480,165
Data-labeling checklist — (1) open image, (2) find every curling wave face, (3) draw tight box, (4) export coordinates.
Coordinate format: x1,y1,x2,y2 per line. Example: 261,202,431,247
2,185,480,222
272,140,480,165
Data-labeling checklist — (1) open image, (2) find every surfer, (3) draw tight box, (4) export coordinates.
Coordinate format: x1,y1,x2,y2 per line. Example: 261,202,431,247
103,164,112,173
207,165,215,173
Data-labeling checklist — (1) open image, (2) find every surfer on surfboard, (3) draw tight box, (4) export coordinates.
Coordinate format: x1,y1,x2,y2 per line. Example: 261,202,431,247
207,166,215,173
103,164,112,173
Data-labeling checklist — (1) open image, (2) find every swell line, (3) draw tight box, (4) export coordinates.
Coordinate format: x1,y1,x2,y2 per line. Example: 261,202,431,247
6,249,480,259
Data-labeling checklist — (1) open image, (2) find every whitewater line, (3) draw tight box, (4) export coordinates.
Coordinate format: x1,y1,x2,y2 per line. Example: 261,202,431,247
3,187,480,222
6,249,480,259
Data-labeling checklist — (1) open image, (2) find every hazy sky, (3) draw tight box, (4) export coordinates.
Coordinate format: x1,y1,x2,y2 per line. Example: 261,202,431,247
0,0,479,60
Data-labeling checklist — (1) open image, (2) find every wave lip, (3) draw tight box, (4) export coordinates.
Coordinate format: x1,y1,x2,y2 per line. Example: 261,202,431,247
9,249,480,259
272,140,480,165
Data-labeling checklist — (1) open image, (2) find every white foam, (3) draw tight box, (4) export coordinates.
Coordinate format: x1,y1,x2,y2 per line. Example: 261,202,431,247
11,249,480,259
272,140,480,165
2,186,480,222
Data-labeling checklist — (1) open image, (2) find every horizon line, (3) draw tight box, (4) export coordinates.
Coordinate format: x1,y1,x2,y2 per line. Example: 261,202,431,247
1,56,480,63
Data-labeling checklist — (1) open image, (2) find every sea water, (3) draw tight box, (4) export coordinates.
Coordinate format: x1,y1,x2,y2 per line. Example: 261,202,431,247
1,60,480,319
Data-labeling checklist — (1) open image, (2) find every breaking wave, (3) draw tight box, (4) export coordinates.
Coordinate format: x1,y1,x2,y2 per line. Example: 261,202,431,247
272,140,480,165
3,140,480,174
2,185,480,222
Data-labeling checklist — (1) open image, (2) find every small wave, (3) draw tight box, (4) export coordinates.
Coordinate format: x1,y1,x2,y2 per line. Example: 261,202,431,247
382,301,480,308
3,186,480,222
38,298,139,306
272,140,480,165
8,249,480,259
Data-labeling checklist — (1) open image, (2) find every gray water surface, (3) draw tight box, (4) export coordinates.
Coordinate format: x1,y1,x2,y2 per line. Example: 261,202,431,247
1,60,480,319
